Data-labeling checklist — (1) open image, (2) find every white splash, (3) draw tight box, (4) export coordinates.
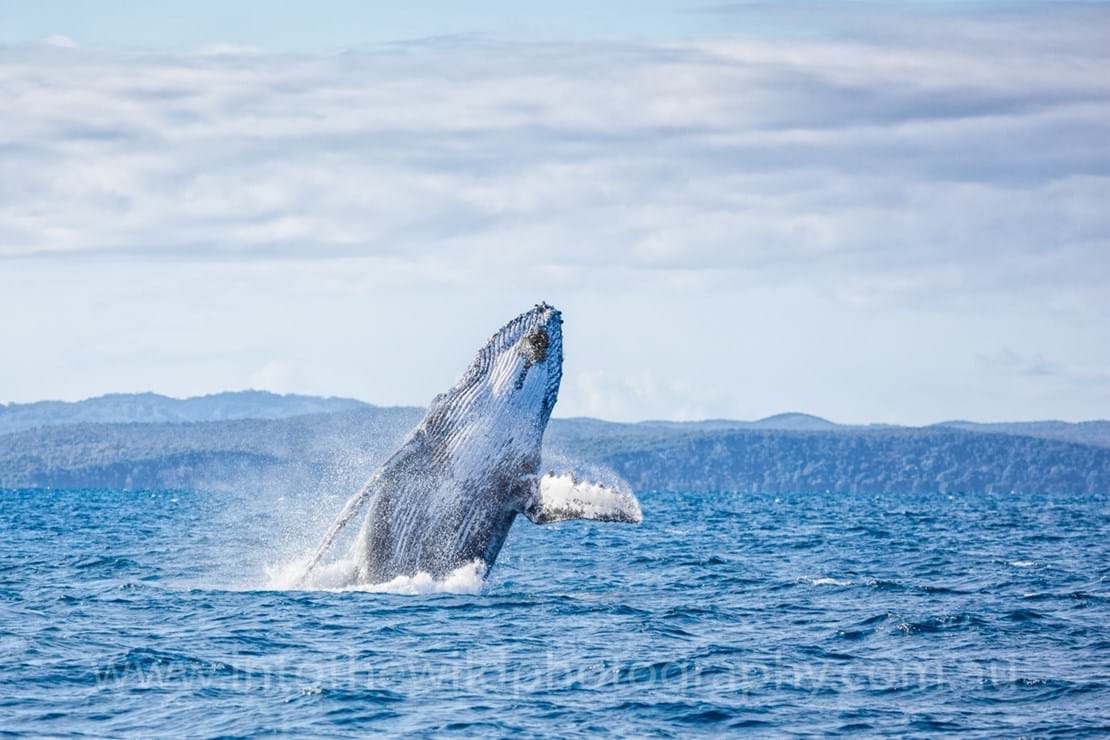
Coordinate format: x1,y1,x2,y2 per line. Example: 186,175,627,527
265,556,485,595
1008,560,1036,568
804,577,853,586
538,473,642,523
351,561,486,595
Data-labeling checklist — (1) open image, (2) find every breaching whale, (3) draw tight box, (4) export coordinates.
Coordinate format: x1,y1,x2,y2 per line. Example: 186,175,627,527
298,303,641,586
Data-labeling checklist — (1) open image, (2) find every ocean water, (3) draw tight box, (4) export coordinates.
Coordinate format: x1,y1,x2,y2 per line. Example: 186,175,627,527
1,487,1109,737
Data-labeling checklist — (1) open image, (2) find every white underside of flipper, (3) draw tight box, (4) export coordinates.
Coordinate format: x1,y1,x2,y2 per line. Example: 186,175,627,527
524,473,642,525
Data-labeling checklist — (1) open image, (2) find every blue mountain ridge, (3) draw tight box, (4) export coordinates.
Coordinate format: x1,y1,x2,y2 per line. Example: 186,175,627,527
2,392,1108,495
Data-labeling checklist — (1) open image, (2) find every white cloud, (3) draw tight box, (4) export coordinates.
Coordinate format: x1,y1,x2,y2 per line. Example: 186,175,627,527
0,30,1103,310
192,43,263,57
248,360,303,395
2,7,1109,422
42,34,77,49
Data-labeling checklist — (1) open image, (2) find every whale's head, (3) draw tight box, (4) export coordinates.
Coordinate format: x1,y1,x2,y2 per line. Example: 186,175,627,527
422,303,563,455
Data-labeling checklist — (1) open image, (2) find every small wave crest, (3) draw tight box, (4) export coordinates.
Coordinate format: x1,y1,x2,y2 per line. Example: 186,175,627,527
802,576,852,587
264,557,485,596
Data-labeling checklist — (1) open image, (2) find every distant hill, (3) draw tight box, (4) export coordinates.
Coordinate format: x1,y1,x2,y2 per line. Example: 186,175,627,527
3,392,1110,495
0,391,371,435
548,425,1110,495
4,391,1107,448
628,412,841,432
936,420,1110,449
748,412,842,431
3,407,1110,495
0,408,421,493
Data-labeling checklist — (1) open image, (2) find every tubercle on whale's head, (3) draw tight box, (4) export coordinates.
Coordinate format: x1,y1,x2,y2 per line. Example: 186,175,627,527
426,303,564,438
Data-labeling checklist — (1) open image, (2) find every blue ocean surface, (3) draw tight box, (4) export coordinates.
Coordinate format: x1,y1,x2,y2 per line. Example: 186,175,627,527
1,487,1109,736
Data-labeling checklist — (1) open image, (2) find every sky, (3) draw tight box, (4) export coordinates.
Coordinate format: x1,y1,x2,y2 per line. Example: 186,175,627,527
1,1,1108,424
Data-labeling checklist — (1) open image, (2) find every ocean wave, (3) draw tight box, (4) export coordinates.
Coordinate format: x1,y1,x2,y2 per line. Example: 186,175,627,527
894,613,987,634
71,555,140,572
802,576,853,587
6,486,1110,736
95,648,243,684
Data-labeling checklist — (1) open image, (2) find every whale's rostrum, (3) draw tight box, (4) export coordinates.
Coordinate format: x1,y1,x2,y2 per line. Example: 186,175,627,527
298,303,640,586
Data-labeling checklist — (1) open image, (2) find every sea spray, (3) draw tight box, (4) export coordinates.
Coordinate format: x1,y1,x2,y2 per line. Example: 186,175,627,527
266,556,485,595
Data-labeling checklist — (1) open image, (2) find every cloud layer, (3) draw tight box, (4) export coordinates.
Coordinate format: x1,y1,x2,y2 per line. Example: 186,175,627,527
2,5,1108,421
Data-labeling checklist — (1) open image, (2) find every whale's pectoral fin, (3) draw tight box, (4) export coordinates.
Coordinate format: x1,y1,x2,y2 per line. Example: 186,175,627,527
522,473,642,525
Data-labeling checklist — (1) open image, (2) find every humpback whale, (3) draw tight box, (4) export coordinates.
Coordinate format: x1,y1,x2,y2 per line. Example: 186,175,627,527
298,303,641,586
